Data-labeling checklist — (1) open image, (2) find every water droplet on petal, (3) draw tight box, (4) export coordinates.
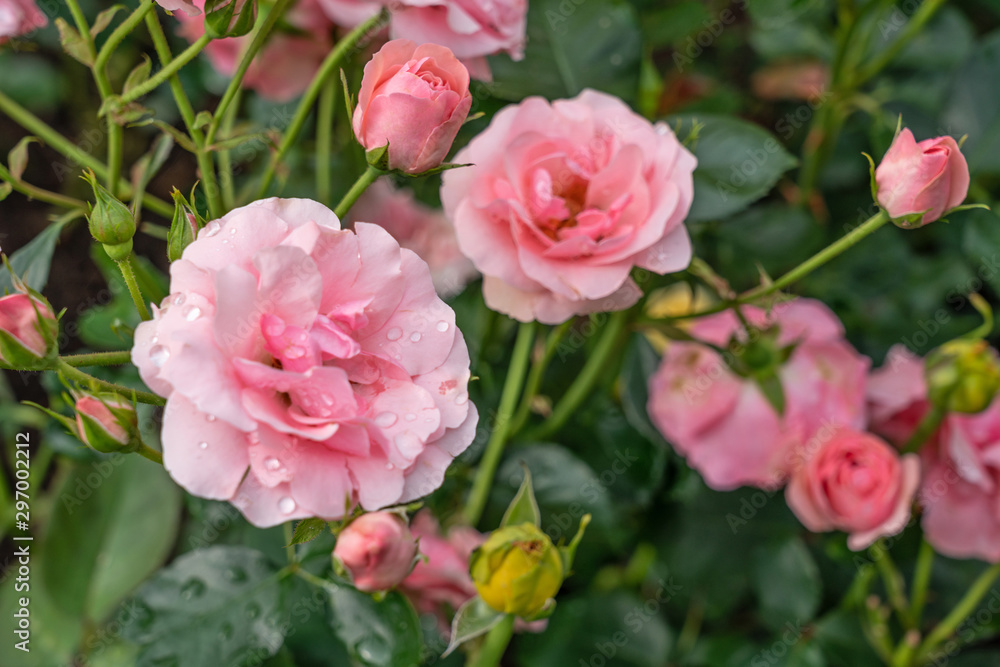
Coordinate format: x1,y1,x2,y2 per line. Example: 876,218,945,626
264,457,281,471
279,497,296,514
404,413,416,422
204,221,221,237
172,293,186,306
285,345,306,359
436,321,449,332
198,441,208,450
409,332,421,343
183,305,202,321
386,327,402,341
375,411,398,428
385,462,395,470
394,432,422,458
206,414,216,422
149,344,170,368
455,393,468,406
229,227,237,235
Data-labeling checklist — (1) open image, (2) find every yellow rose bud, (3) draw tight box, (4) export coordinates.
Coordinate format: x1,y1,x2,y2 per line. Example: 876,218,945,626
926,339,1000,414
470,523,563,617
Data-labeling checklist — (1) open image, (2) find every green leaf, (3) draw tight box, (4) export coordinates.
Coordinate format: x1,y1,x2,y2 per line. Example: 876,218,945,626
288,518,327,546
619,333,669,447
488,0,641,104
750,536,821,632
641,0,712,49
0,219,70,294
516,591,672,667
669,114,798,222
123,546,290,667
8,136,38,181
501,464,540,528
123,56,152,97
961,208,1000,296
55,18,94,67
942,31,1000,175
0,181,11,202
443,597,505,657
42,455,182,622
326,585,422,667
90,5,125,37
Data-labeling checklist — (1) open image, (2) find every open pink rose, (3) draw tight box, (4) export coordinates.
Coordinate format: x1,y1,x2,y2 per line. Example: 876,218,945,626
786,428,920,550
131,198,478,527
875,128,970,227
647,299,869,490
442,90,696,324
0,0,48,41
154,0,200,17
318,0,526,79
867,344,932,447
176,0,335,101
345,178,477,297
334,511,418,592
353,40,472,174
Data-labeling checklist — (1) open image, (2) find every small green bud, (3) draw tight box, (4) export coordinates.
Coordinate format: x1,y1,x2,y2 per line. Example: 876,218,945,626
167,189,200,262
82,170,136,252
470,523,564,617
926,339,1000,414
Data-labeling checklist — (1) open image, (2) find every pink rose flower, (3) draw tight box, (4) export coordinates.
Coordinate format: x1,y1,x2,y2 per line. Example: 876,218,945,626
867,344,931,447
400,510,483,623
131,198,478,527
318,0,526,79
334,511,419,592
441,89,697,324
176,0,335,101
875,128,970,227
353,40,472,174
345,178,477,297
0,292,55,365
647,299,869,489
154,0,200,17
786,428,920,550
0,0,48,42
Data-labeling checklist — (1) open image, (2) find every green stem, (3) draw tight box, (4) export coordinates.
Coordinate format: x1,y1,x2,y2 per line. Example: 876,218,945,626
204,0,295,146
135,442,163,465
0,90,173,218
509,320,573,436
333,165,379,219
316,79,336,204
61,350,133,367
256,9,388,197
116,254,151,321
527,310,629,441
915,561,1000,664
118,33,213,104
294,567,329,589
472,614,514,667
901,406,945,454
0,164,86,209
875,549,912,630
464,323,536,527
284,522,296,564
217,88,241,210
94,0,156,76
909,539,935,626
55,360,166,406
855,0,948,85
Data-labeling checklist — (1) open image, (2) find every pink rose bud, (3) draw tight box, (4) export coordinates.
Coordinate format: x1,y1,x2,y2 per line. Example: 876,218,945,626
874,128,970,228
353,39,472,174
0,0,48,42
334,512,418,592
75,394,137,454
786,429,920,551
0,292,57,369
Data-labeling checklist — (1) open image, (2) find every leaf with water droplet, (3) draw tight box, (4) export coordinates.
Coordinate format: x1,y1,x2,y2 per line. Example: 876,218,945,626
326,586,422,667
122,547,290,667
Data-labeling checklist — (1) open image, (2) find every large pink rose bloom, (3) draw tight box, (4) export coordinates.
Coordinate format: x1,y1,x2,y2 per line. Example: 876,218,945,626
442,90,697,324
319,0,526,79
0,0,47,42
346,178,477,297
131,198,478,527
176,0,335,101
869,346,1000,561
647,299,869,490
786,428,920,550
875,128,970,228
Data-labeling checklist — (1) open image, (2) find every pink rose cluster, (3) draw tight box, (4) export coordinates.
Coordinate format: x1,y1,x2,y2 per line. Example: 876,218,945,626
131,198,478,527
318,0,527,80
441,89,697,324
647,298,921,550
345,178,477,297
173,0,336,101
0,0,47,42
868,346,1000,562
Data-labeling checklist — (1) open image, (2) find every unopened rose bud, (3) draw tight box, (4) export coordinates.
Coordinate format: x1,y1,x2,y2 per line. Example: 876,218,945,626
82,171,136,261
470,523,563,617
167,189,200,262
75,393,138,453
926,339,1000,414
874,129,970,228
333,512,418,592
0,292,57,369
